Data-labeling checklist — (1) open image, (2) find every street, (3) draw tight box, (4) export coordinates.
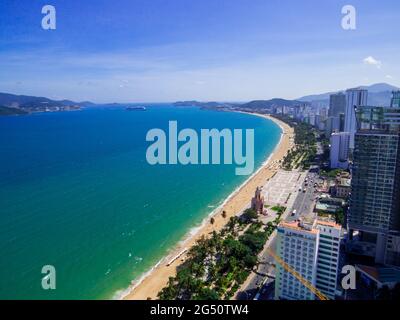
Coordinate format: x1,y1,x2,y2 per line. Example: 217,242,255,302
237,166,324,300
287,169,320,222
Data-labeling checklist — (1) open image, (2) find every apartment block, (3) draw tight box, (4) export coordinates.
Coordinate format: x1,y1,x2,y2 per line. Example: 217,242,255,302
275,219,341,300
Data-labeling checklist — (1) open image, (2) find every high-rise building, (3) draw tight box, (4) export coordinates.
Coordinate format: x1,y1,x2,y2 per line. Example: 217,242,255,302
320,107,328,119
325,116,341,136
275,220,319,300
274,219,341,300
308,114,316,126
347,106,400,264
391,91,400,108
330,132,350,169
329,92,346,117
315,115,325,131
339,113,345,132
314,220,342,299
344,88,368,149
386,231,400,266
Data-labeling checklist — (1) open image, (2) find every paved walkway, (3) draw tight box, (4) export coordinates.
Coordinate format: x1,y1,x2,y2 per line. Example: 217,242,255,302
262,170,307,210
234,169,309,300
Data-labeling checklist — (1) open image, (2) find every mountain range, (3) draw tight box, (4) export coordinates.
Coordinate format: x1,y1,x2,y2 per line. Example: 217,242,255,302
297,83,399,106
238,98,305,109
0,92,94,115
1,82,399,116
173,83,399,111
173,100,231,108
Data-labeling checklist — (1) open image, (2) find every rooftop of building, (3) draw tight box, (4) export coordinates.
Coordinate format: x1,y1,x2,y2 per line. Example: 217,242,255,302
318,196,346,205
338,171,351,178
346,87,367,92
356,265,400,286
331,131,350,136
337,177,351,187
315,219,341,230
279,220,318,235
279,218,341,234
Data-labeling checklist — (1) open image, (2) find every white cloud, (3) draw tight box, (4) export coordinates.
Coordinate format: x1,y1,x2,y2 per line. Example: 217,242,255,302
386,74,393,79
363,56,382,69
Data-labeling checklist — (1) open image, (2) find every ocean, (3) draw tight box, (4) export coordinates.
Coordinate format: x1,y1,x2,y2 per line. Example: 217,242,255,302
0,105,281,299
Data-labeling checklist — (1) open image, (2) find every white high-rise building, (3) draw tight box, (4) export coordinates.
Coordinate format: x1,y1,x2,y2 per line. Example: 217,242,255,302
275,220,319,300
274,219,342,300
330,132,350,169
344,88,368,149
314,220,342,299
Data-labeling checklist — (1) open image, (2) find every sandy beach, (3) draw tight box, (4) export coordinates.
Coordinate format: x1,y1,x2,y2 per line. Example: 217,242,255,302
123,113,294,300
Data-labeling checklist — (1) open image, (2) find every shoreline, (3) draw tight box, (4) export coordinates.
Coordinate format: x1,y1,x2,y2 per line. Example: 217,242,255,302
122,112,294,300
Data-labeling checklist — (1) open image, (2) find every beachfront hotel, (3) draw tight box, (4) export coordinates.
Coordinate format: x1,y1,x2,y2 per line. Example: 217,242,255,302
274,219,342,300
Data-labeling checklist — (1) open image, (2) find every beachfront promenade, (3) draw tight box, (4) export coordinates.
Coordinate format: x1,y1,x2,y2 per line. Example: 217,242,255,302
234,169,307,298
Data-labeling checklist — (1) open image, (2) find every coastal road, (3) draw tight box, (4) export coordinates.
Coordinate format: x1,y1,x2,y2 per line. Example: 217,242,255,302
236,235,277,300
287,170,319,222
237,168,323,300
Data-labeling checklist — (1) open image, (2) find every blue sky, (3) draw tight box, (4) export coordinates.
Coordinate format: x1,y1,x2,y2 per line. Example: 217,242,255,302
0,0,399,103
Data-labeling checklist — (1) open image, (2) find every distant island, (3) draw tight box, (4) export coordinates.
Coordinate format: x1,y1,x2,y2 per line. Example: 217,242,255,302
126,106,146,111
0,92,94,116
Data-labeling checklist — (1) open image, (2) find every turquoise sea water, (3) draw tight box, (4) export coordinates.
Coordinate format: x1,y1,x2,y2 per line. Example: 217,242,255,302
0,105,281,299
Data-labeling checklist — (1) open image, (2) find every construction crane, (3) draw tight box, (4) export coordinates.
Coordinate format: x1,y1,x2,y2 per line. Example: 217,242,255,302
266,248,329,301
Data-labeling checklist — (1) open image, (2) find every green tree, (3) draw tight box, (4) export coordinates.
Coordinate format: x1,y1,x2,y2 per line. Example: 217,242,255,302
242,208,258,223
195,287,220,300
243,254,257,269
336,208,345,225
240,232,266,253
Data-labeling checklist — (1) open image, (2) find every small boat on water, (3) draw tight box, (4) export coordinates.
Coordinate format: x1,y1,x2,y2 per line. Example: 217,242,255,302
126,106,146,111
